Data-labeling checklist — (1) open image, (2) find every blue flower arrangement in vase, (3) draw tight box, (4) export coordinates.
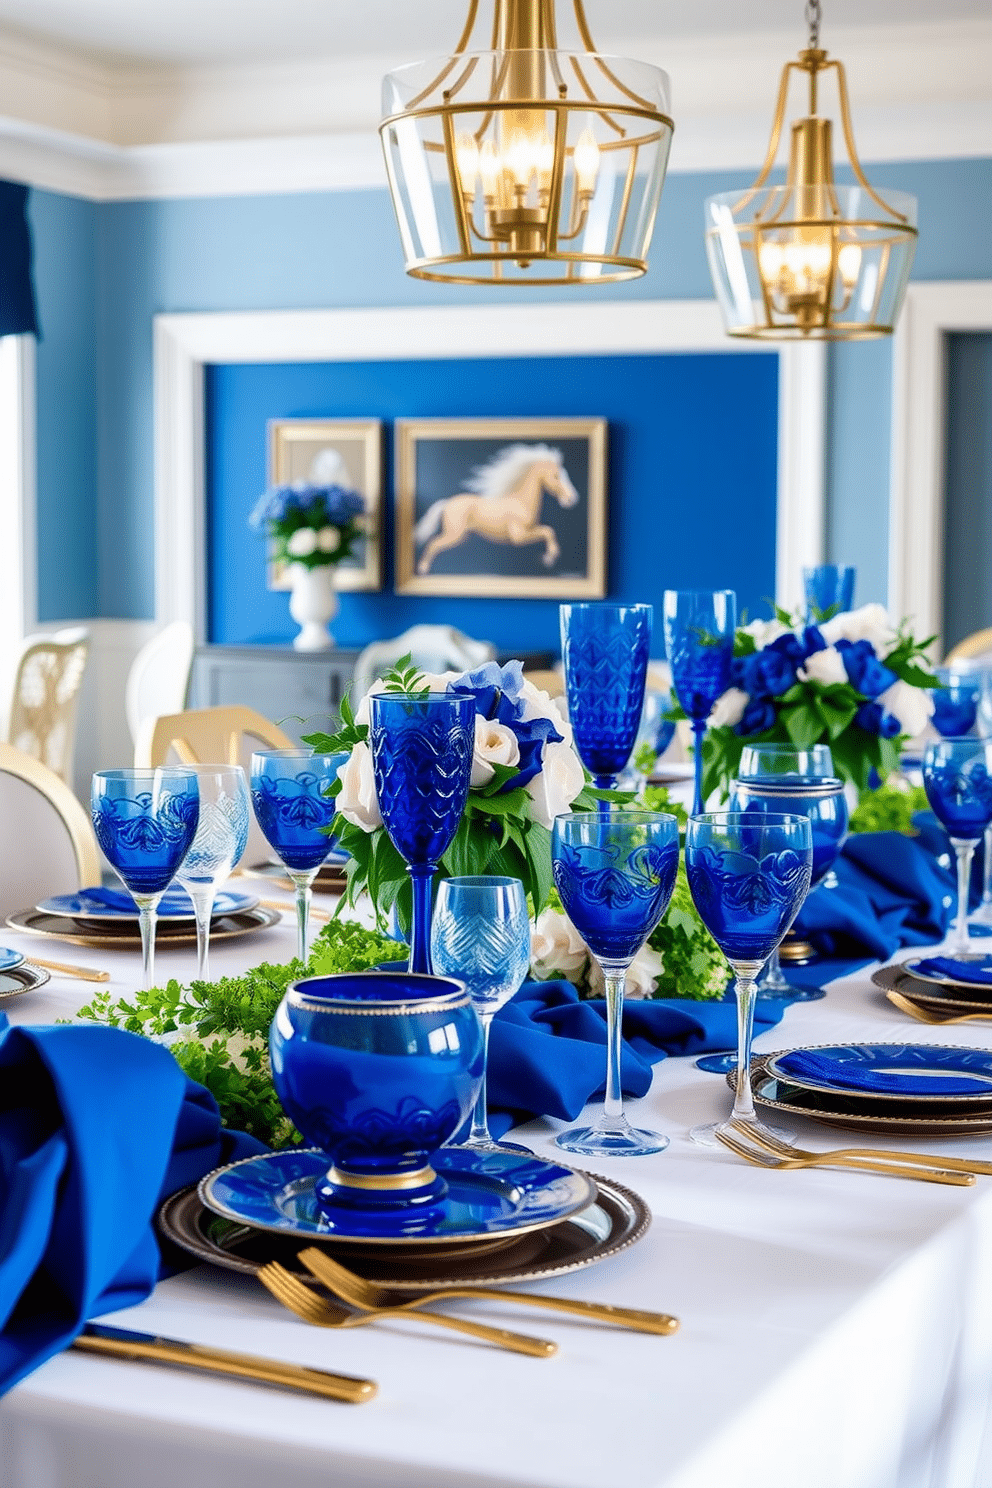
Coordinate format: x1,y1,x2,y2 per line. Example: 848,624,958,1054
703,603,938,799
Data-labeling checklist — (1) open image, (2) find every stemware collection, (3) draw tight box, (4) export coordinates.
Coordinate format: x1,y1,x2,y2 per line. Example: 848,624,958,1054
662,589,736,816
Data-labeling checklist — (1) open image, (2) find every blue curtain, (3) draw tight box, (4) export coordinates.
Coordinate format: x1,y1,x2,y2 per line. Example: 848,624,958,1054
0,180,39,338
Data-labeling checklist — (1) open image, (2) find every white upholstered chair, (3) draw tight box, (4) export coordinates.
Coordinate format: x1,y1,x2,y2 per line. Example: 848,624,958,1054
125,621,195,746
352,625,495,701
0,743,101,919
4,627,89,785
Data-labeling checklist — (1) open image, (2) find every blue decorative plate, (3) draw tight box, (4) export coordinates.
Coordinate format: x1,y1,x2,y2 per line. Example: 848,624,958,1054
198,1148,598,1245
37,886,258,922
904,955,992,992
0,947,24,972
767,1043,992,1105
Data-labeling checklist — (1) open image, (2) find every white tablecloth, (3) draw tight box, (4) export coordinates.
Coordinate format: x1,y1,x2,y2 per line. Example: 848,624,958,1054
2,899,992,1488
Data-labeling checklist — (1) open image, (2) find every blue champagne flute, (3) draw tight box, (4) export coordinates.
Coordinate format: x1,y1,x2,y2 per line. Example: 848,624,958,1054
368,693,475,975
250,748,344,964
663,590,735,817
685,812,812,1143
430,875,532,1153
91,767,200,991
552,810,679,1157
922,737,992,956
172,764,250,982
560,603,652,814
731,742,848,1002
802,564,856,621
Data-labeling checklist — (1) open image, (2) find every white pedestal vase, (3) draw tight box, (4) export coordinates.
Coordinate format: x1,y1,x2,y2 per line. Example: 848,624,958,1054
288,563,338,651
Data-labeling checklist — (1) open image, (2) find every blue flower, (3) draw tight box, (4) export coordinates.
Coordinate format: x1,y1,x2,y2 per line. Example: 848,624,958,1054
736,697,777,736
838,639,897,699
855,702,901,738
448,662,563,794
741,647,796,699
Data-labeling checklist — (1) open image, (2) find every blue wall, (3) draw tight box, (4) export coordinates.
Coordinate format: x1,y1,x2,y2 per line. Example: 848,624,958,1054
26,155,992,625
207,351,779,652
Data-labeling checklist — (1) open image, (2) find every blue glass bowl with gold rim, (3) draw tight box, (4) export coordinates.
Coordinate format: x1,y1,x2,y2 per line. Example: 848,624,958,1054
269,971,484,1220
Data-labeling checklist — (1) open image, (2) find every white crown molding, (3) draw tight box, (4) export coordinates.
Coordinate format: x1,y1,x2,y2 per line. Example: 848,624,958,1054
0,18,988,199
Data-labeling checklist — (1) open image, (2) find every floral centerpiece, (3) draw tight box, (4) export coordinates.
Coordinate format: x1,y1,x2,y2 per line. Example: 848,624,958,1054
249,479,367,650
703,603,938,797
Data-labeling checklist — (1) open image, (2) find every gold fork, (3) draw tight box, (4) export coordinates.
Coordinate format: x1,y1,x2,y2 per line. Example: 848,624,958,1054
886,989,992,1026
715,1126,974,1184
299,1246,678,1336
257,1261,557,1357
731,1117,992,1177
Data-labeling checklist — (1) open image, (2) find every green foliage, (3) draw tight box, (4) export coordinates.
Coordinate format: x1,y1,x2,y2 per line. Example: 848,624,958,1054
380,652,430,699
648,865,727,1001
642,783,688,830
302,687,366,757
849,781,928,836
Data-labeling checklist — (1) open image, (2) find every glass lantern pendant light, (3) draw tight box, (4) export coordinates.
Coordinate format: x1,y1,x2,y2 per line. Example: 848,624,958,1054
705,0,917,340
379,0,674,285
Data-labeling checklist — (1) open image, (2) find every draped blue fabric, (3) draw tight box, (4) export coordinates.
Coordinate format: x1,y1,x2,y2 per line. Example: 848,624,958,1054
0,181,39,338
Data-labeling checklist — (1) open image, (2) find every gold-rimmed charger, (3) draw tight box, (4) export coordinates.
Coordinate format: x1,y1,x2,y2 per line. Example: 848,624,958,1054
158,1174,650,1294
872,961,992,1017
0,961,50,999
5,905,282,950
239,860,348,893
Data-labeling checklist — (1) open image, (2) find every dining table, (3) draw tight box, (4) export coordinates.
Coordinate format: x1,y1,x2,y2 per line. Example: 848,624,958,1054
3,885,992,1488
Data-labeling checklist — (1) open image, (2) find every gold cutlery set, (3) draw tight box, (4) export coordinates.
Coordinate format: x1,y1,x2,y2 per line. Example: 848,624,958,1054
715,1118,992,1185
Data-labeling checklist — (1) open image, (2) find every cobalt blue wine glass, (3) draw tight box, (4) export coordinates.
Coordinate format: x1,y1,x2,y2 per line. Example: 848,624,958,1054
91,767,200,991
369,693,475,976
560,603,652,814
251,748,344,964
663,590,736,818
430,876,532,1153
685,812,812,1143
802,564,856,621
930,666,982,740
552,810,679,1156
923,738,992,956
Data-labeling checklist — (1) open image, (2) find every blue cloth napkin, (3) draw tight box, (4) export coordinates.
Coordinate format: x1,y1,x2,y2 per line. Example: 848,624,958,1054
65,885,194,915
0,1014,265,1396
912,956,992,985
485,980,786,1137
774,1047,992,1097
791,832,955,962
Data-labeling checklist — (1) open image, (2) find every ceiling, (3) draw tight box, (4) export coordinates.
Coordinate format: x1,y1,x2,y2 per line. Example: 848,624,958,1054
0,0,987,67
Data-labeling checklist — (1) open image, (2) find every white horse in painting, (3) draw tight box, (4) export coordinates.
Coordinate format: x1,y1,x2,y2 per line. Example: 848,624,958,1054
414,443,580,576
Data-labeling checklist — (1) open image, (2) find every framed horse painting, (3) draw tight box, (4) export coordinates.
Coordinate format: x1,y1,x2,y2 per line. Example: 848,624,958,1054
393,418,607,598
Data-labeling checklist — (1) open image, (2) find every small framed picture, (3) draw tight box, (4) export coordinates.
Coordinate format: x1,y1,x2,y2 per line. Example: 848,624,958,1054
267,418,383,591
394,417,607,598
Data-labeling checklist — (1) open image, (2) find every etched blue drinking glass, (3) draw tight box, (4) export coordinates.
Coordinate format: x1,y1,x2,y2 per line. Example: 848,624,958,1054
930,666,982,740
923,738,992,956
430,876,532,1154
802,564,856,621
663,590,736,817
731,741,848,1004
685,812,812,1143
91,767,200,991
369,693,475,976
560,603,652,814
251,748,344,964
172,765,250,982
552,811,679,1157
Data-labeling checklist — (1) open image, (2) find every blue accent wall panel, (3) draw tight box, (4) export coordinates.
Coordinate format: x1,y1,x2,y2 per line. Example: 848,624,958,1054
943,332,992,650
206,350,779,655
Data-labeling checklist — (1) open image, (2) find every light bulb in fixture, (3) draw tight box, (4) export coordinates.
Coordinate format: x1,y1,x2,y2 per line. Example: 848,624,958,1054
573,127,600,197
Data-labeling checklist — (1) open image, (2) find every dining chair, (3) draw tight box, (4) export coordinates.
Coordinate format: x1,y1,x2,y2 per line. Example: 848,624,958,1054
4,626,90,785
352,625,495,701
125,621,195,746
944,628,992,666
0,743,101,919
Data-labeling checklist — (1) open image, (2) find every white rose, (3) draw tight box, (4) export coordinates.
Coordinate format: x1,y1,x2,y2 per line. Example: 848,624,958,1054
743,618,791,650
876,678,934,738
709,687,749,728
530,908,589,981
588,941,664,999
471,714,520,787
821,603,897,655
286,527,318,557
316,526,341,553
525,739,586,829
798,645,848,687
519,679,574,744
335,741,382,831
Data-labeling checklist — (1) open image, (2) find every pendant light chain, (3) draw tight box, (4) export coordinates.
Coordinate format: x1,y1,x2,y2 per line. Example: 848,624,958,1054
805,0,822,50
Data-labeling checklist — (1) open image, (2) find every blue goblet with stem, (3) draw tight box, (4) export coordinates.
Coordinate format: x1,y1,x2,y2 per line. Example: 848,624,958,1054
368,693,475,976
560,603,652,816
172,764,250,982
685,812,812,1144
922,737,992,956
91,767,200,991
250,749,344,964
926,669,992,935
552,810,679,1157
663,590,736,817
430,876,532,1154
802,564,855,621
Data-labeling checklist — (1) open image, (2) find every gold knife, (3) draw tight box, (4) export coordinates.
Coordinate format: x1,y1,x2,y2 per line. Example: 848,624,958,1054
72,1323,377,1403
28,957,111,983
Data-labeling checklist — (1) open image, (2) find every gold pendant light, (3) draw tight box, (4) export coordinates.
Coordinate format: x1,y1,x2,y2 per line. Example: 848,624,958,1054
379,1,674,285
705,0,918,340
